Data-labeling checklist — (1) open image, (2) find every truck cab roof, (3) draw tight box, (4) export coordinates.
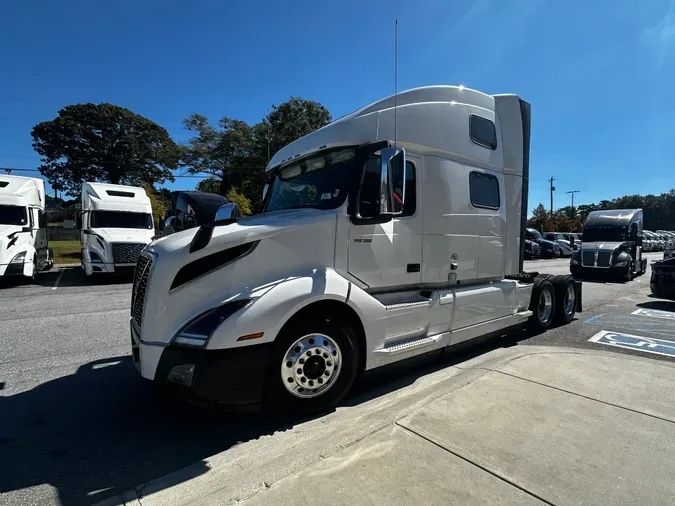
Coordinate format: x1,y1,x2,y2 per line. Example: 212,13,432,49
82,182,152,213
584,209,642,229
0,175,46,210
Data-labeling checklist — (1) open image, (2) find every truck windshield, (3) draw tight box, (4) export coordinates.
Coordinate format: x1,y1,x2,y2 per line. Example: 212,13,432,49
263,148,357,213
91,211,153,229
0,205,28,226
582,227,626,242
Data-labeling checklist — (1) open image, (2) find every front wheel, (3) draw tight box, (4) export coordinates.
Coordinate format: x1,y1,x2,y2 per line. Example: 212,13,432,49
263,318,361,415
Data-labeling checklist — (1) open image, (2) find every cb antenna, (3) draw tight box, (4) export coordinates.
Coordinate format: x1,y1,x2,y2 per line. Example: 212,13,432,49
394,19,398,148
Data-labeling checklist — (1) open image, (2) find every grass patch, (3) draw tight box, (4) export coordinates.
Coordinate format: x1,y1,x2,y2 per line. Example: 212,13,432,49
50,240,81,264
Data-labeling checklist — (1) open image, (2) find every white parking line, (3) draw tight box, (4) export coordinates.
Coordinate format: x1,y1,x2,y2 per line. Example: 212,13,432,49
52,269,64,291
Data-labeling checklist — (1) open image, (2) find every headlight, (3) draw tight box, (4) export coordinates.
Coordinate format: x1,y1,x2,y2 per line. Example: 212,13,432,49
615,260,628,267
173,299,251,347
90,251,103,263
10,251,26,264
571,258,579,265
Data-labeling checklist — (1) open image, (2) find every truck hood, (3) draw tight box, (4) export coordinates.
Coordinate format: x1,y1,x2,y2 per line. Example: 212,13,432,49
148,208,335,256
92,227,154,244
581,241,624,251
140,208,339,341
0,224,24,239
538,239,559,249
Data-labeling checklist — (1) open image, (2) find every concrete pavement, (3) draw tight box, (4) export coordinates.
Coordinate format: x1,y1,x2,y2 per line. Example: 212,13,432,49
100,346,675,506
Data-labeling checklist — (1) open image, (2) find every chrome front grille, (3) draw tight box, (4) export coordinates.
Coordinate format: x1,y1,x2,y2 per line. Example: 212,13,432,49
131,255,152,327
113,243,145,264
582,250,612,268
582,251,594,266
597,251,612,267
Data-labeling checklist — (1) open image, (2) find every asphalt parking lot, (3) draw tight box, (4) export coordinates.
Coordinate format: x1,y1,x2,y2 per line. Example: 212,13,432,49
0,252,672,506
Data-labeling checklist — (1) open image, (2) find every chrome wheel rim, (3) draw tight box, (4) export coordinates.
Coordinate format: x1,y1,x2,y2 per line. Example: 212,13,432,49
281,333,342,399
538,289,553,323
563,284,575,315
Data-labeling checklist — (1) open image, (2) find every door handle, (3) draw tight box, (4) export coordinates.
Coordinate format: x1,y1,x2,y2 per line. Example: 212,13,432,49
407,263,420,273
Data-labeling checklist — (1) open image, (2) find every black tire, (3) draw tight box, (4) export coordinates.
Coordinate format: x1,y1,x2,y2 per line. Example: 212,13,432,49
528,277,556,333
550,275,576,325
262,317,361,416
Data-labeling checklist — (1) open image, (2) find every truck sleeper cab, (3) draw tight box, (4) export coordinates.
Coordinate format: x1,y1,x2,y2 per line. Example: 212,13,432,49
0,175,52,280
79,183,154,277
130,86,582,413
570,209,648,281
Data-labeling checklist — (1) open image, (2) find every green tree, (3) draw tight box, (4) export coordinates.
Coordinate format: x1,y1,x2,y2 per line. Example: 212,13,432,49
528,203,554,232
262,97,332,157
182,115,261,195
31,103,180,197
182,97,332,214
196,177,221,194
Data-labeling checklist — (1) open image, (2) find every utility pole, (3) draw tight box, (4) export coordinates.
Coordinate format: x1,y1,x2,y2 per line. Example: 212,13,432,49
548,177,555,213
566,190,580,208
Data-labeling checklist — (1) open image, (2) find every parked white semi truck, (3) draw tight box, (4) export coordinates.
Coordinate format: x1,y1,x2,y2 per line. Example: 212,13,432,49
130,86,582,412
79,183,154,277
0,175,53,280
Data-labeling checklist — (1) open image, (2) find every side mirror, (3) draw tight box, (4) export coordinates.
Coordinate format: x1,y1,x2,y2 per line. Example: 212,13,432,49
379,147,406,216
163,216,177,235
215,203,240,221
75,212,82,230
262,183,269,202
637,236,643,246
569,235,575,246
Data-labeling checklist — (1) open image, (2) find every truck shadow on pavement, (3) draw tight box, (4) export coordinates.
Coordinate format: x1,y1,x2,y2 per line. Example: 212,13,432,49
637,300,675,312
0,356,286,505
0,330,534,506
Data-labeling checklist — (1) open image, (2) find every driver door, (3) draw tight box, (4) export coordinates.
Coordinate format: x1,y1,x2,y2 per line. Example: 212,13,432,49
348,154,422,290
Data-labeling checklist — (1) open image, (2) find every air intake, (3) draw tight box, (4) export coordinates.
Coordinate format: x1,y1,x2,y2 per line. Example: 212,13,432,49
106,190,135,198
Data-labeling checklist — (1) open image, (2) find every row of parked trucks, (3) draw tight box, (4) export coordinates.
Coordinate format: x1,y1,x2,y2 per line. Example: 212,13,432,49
0,176,229,280
1,85,671,414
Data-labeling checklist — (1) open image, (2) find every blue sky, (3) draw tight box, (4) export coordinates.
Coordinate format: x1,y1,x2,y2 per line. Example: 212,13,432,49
1,0,674,212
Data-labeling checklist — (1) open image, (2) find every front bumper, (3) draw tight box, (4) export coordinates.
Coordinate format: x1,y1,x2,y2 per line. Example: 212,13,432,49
571,264,628,279
131,322,271,410
0,260,30,277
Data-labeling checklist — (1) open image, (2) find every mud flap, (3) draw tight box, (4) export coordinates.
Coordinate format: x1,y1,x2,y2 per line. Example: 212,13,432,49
574,280,583,312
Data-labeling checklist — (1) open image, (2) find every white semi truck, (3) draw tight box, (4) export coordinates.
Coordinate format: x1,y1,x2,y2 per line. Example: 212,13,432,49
0,175,53,280
130,86,582,413
79,183,154,277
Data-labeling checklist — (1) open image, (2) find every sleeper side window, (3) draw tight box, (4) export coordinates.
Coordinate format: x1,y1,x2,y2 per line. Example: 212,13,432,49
469,171,500,210
469,115,497,150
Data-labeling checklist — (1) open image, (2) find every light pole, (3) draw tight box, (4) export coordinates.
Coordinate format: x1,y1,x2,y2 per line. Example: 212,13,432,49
566,190,580,208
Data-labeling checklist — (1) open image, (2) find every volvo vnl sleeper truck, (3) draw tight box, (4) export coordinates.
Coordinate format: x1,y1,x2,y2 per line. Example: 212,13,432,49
0,175,52,280
130,85,582,413
80,183,154,277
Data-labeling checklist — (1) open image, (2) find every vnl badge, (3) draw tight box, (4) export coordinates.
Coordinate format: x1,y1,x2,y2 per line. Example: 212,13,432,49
594,251,599,266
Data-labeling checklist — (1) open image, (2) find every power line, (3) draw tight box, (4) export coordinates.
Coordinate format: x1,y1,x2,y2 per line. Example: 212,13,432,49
0,166,260,179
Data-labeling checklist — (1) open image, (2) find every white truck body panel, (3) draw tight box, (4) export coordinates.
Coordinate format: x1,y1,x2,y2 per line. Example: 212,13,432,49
0,175,48,278
131,85,545,409
81,182,154,275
